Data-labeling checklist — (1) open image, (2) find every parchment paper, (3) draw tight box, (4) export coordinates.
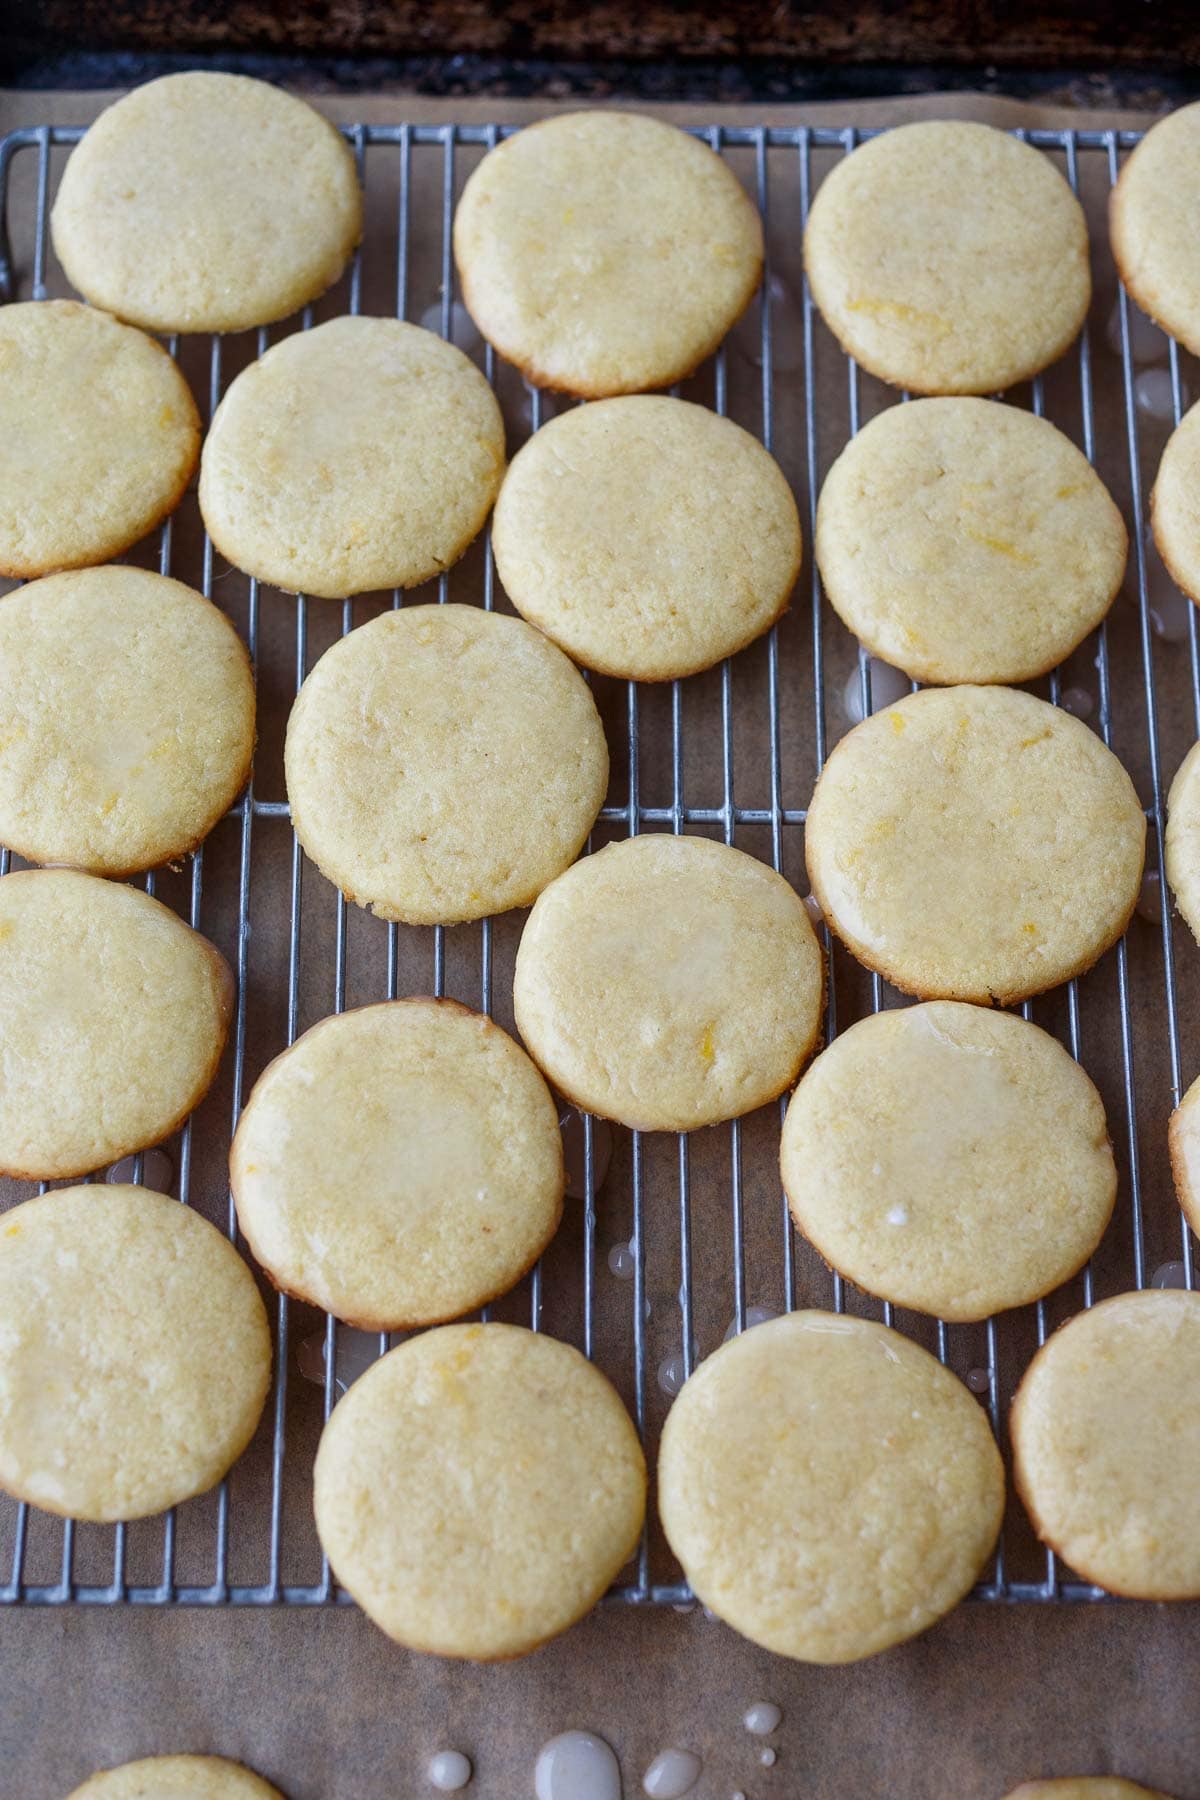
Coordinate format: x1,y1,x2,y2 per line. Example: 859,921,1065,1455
1,86,1198,1800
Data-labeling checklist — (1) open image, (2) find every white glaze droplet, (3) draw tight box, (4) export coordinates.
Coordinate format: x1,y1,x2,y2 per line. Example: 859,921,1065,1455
1153,1260,1188,1289
658,1353,686,1397
608,1241,637,1280
843,658,910,725
418,298,482,355
886,1205,908,1227
759,1747,778,1768
1141,554,1194,642
427,1749,473,1791
802,892,824,929
1106,298,1164,364
501,376,556,441
642,1749,702,1798
723,1306,779,1343
341,1328,384,1374
296,1326,383,1394
1135,868,1162,925
1060,686,1093,720
523,377,557,425
743,1701,782,1735
1150,589,1194,642
735,271,803,375
1136,366,1187,422
966,1368,991,1394
107,1146,175,1191
296,1329,327,1387
534,1731,621,1800
561,1107,613,1200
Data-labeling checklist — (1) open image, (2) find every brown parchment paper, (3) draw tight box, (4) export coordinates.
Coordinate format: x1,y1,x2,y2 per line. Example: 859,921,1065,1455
2,86,1199,1800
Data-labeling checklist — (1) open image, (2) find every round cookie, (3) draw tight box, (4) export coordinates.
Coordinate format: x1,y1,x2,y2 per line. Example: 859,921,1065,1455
658,1311,1004,1663
804,686,1145,1005
0,868,233,1179
0,567,255,876
313,1322,646,1659
1170,1072,1200,1234
1004,1784,1172,1800
231,999,565,1330
513,833,824,1132
51,72,361,335
0,1185,270,1522
815,398,1127,684
285,604,607,926
491,396,801,680
1111,102,1200,357
1151,401,1200,608
67,1756,282,1799
1166,739,1200,943
780,1002,1116,1322
1011,1288,1200,1598
804,121,1091,395
0,300,200,578
199,317,505,598
453,111,763,397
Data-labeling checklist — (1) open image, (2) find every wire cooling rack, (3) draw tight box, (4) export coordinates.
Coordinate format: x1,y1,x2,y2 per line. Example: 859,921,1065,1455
0,115,1196,1614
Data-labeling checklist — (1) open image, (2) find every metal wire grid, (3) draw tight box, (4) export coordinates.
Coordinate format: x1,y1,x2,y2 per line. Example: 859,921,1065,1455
0,116,1190,1612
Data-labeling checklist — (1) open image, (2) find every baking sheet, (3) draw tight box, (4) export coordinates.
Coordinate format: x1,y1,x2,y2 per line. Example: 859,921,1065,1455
1,85,1199,1800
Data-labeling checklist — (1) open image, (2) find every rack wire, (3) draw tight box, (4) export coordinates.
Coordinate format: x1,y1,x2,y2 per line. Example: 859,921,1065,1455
0,115,1194,1613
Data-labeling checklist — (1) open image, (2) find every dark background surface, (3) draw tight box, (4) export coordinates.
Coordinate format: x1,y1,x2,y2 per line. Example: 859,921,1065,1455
3,0,1200,105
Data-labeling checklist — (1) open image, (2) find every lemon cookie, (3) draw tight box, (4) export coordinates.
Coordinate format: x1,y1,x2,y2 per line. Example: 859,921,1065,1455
492,396,801,680
1111,103,1200,357
313,1322,646,1658
0,868,233,1179
0,567,254,875
513,833,823,1132
781,1003,1115,1321
1151,400,1200,606
285,605,607,925
0,1185,269,1522
52,72,361,335
231,1000,564,1330
805,686,1145,1005
0,300,199,578
1004,1783,1172,1800
68,1759,282,1800
1166,740,1200,942
804,121,1090,395
816,399,1127,684
68,1758,283,1800
453,112,763,397
1170,1071,1200,1233
1011,1288,1200,1598
199,317,504,598
658,1311,1004,1662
